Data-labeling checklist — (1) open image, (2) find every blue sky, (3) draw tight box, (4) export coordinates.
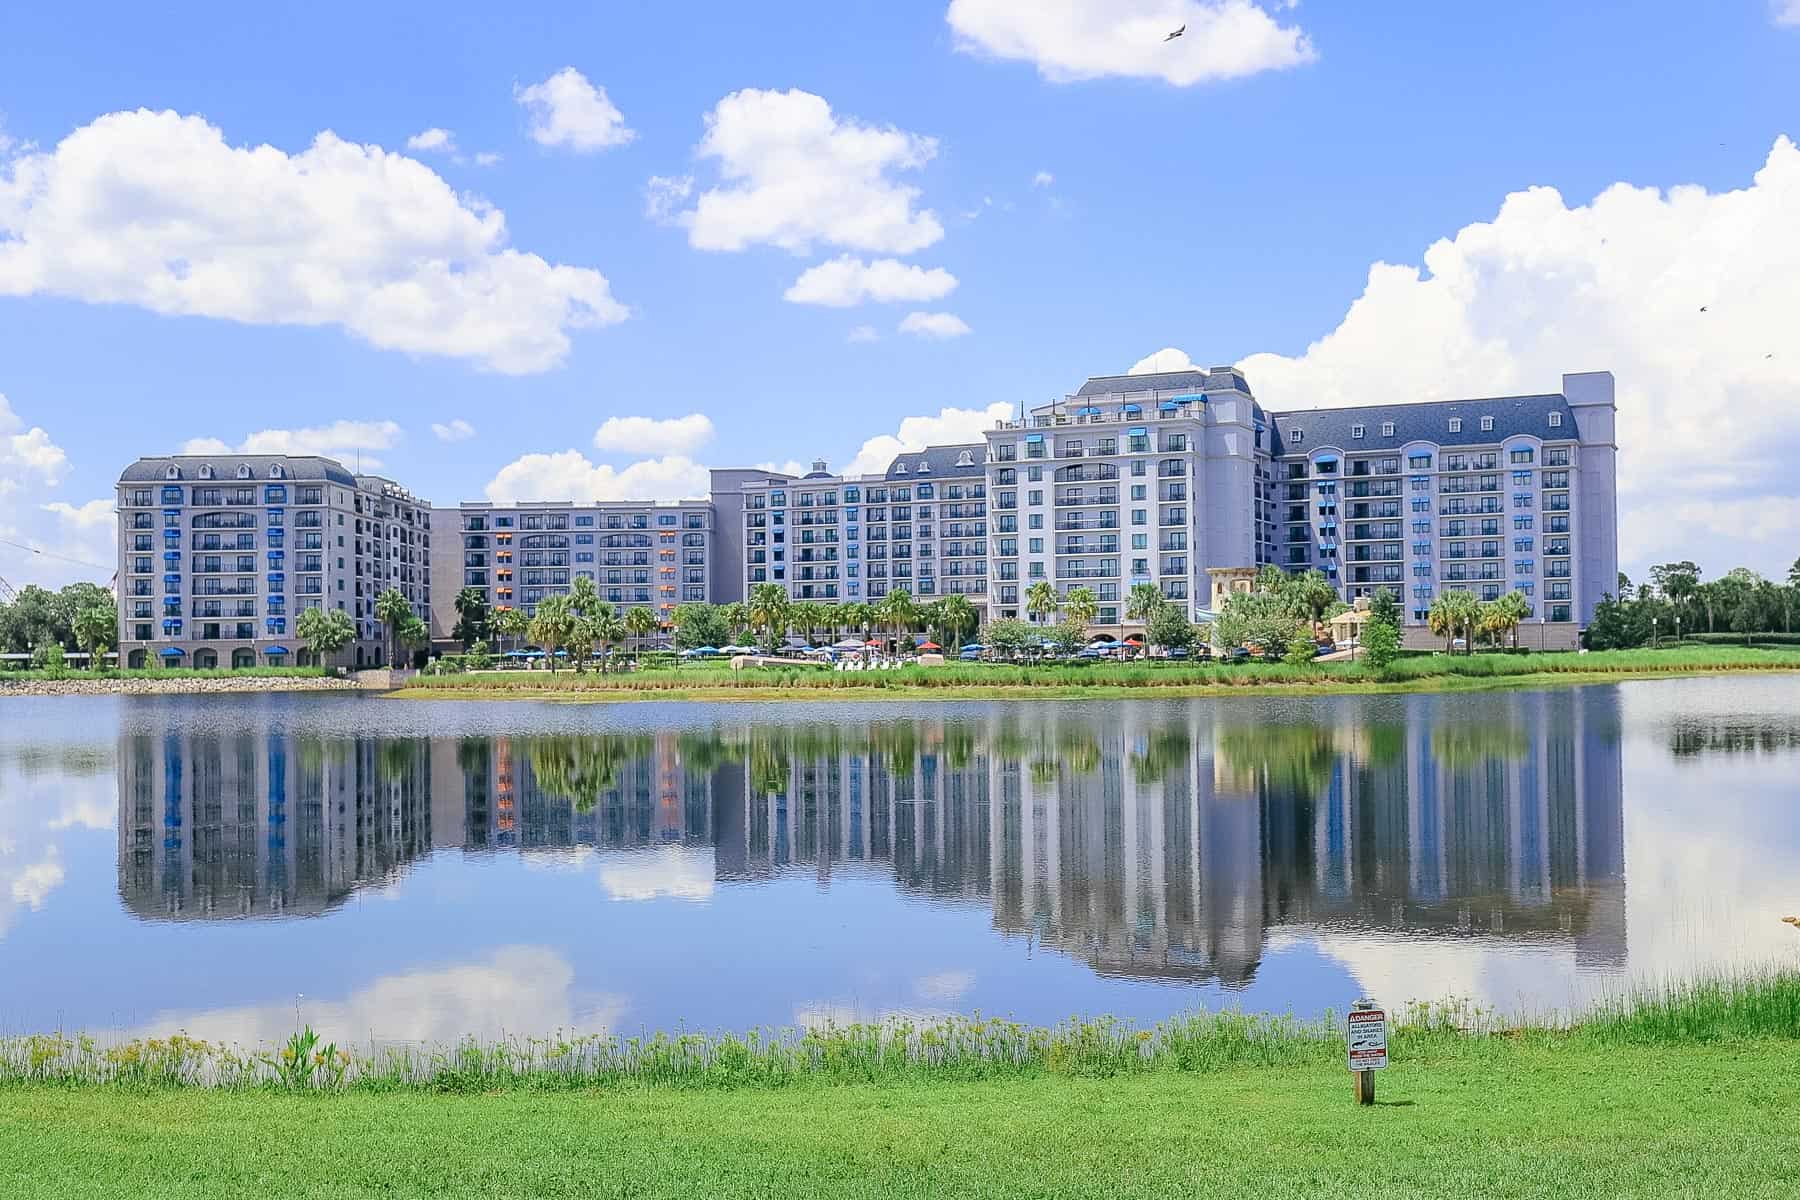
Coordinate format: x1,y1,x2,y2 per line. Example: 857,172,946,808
2,0,1798,589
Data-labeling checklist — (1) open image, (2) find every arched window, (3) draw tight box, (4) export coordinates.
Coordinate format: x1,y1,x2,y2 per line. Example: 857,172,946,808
270,464,285,478
165,465,181,480
198,464,214,479
236,464,252,479
955,450,974,467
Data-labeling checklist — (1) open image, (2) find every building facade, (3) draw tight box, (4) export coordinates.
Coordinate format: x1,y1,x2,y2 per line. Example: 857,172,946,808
130,366,1616,656
115,455,430,669
429,499,713,640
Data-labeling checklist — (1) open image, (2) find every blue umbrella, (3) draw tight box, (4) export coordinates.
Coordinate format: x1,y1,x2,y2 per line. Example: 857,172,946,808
159,647,185,657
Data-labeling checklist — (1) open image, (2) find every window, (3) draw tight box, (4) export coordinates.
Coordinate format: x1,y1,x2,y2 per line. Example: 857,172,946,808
956,449,974,467
1351,424,1365,439
1448,418,1462,433
1290,429,1304,445
1480,416,1494,431
1511,448,1535,464
1408,453,1432,470
1548,411,1563,428
1381,422,1395,437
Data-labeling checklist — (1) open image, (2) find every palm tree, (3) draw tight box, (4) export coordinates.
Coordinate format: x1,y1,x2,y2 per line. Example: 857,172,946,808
1063,585,1099,633
1125,582,1165,626
1429,591,1482,655
568,575,601,617
625,606,659,661
1497,590,1532,649
790,601,824,647
452,587,488,647
72,601,117,671
374,587,413,669
296,605,355,669
842,601,874,642
747,583,791,652
721,601,750,642
489,606,526,657
878,588,916,648
528,595,577,673
937,593,977,652
1427,594,1458,654
1025,580,1059,625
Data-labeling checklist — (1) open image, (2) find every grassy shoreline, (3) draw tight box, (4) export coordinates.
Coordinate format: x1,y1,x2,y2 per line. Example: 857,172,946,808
6,977,1794,1196
395,645,1800,703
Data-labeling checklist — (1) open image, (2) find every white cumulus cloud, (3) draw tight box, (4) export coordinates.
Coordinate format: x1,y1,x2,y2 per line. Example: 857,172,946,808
784,256,959,307
484,451,709,504
842,402,1010,475
947,0,1317,86
40,498,113,529
673,89,943,255
1128,347,1198,374
405,127,457,154
1032,170,1054,187
1152,137,1800,578
516,68,635,152
0,109,625,373
847,324,881,343
898,311,971,339
1775,2,1800,28
179,420,404,469
431,418,476,442
591,413,715,456
0,393,68,488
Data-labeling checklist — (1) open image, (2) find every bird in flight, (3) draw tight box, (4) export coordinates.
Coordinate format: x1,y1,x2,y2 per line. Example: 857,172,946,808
1165,24,1185,41
1699,305,1708,312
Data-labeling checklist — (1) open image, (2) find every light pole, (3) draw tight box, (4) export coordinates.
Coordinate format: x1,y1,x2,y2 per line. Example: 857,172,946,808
1652,614,1658,650
1674,613,1681,646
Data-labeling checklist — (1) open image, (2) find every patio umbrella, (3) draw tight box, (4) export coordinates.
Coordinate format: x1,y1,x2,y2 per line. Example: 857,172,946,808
832,637,864,650
918,641,940,651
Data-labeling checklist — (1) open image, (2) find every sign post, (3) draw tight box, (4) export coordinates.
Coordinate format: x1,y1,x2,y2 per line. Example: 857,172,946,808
1347,998,1387,1105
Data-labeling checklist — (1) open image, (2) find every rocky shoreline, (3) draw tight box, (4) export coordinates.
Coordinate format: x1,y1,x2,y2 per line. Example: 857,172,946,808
0,676,364,698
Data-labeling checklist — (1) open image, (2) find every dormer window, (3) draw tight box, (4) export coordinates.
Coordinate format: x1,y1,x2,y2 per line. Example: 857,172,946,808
916,460,930,472
1290,429,1304,445
1381,422,1395,437
955,449,974,467
165,465,181,480
1448,418,1463,434
1351,424,1365,439
1480,416,1495,432
236,464,252,479
198,464,214,479
894,462,908,474
1548,412,1563,429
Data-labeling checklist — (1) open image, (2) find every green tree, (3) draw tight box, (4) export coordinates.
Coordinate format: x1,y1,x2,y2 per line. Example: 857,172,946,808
295,605,355,669
374,587,413,669
71,598,117,670
1025,580,1059,625
748,583,792,652
935,593,978,651
671,602,730,650
1125,582,1165,626
625,606,659,660
528,595,577,672
1291,569,1341,632
1146,604,1194,656
984,617,1032,659
1283,631,1318,668
1215,590,1302,654
1062,585,1099,633
1361,610,1401,669
395,613,430,667
568,575,601,618
489,606,527,657
721,601,750,640
452,587,488,646
878,588,917,645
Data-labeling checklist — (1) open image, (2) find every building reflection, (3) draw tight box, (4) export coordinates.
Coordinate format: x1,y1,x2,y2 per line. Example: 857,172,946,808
117,690,1626,987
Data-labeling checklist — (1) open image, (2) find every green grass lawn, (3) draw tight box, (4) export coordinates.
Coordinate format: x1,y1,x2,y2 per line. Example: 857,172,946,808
4,1041,1795,1198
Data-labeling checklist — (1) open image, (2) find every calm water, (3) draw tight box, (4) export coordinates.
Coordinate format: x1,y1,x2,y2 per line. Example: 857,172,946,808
2,680,1797,1045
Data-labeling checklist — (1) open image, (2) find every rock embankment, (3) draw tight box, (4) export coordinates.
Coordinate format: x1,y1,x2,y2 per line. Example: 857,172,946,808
0,676,362,697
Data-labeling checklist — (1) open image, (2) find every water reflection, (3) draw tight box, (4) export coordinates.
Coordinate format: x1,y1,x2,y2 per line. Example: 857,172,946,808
116,691,1627,990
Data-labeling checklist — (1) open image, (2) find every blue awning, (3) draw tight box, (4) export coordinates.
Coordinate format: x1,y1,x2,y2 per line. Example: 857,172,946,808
1313,454,1339,464
164,551,181,560
160,646,185,656
1123,403,1142,414
265,645,289,654
1127,426,1147,437
1158,401,1179,411
1171,394,1205,404
267,549,284,559
163,573,181,581
1075,406,1102,415
1024,433,1044,443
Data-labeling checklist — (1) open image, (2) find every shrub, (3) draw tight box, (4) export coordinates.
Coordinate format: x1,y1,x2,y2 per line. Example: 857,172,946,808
1361,616,1400,670
1283,633,1318,669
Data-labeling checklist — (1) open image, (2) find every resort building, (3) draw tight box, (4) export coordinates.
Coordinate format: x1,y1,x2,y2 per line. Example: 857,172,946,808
428,499,713,640
127,365,1616,656
114,455,431,669
711,446,989,607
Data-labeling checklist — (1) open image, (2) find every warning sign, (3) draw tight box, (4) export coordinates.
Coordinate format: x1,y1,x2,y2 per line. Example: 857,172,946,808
1347,1008,1388,1071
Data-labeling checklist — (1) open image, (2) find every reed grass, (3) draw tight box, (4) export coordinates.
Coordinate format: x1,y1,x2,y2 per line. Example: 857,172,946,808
5,971,1793,1094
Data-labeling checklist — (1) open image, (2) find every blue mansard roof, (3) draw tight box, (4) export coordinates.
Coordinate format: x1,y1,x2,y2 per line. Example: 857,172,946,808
1266,393,1578,457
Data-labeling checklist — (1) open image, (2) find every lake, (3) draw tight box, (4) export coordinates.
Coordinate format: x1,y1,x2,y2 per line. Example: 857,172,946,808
2,679,1796,1046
